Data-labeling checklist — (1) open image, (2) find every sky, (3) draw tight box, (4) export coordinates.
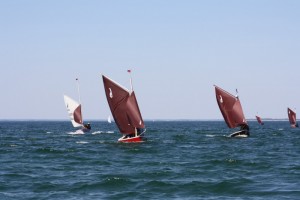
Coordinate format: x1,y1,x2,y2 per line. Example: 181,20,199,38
1,0,300,120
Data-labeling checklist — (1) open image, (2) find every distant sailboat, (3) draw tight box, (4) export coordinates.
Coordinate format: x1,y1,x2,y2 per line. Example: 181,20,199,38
214,85,249,137
256,115,264,125
287,107,298,128
63,78,91,132
108,115,112,123
102,71,146,142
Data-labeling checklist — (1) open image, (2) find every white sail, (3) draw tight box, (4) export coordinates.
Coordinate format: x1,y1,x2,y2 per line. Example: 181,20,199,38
108,115,112,123
63,95,83,127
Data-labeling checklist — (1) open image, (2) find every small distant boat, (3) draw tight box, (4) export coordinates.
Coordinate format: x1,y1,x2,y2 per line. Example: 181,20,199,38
108,115,112,123
63,78,91,132
214,85,249,138
255,115,264,125
287,107,299,128
102,71,146,143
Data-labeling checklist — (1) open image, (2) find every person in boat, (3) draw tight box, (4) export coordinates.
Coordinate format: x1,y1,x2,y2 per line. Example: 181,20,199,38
123,128,143,139
240,124,249,131
240,124,250,136
136,128,143,135
83,123,91,130
230,124,249,137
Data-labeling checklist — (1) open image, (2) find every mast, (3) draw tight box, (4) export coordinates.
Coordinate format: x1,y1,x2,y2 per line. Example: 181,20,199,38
75,78,84,124
76,78,81,104
127,69,133,93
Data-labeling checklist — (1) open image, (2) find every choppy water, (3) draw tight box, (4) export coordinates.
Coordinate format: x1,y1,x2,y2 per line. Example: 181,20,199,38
0,121,300,199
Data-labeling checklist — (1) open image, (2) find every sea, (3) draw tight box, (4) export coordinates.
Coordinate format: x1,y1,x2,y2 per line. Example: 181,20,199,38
0,120,300,200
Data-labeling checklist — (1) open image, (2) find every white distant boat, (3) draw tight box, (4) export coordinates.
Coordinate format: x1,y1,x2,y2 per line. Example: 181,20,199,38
64,78,91,132
108,115,112,123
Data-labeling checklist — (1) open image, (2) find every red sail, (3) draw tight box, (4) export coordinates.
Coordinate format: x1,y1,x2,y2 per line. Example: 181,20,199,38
102,75,145,134
287,107,297,127
256,115,263,125
74,105,83,125
214,85,247,128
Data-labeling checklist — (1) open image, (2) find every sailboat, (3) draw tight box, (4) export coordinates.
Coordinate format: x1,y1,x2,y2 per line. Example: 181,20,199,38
287,107,298,128
102,71,146,143
63,78,91,132
255,115,264,125
214,85,249,137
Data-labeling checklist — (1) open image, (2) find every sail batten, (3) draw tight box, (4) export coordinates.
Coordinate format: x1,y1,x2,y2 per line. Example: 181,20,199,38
214,85,247,129
102,75,145,134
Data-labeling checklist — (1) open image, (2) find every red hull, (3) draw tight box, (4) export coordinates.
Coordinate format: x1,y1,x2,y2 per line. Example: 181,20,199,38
118,135,145,143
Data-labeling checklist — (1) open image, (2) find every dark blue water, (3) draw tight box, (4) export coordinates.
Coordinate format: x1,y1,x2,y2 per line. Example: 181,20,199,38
1,121,300,199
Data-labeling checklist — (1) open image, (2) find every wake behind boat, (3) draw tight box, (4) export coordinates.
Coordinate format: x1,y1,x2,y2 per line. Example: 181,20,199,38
214,85,249,138
63,78,91,132
102,70,146,143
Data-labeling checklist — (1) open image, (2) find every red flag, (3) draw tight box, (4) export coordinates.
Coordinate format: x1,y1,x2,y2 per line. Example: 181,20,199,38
127,69,131,73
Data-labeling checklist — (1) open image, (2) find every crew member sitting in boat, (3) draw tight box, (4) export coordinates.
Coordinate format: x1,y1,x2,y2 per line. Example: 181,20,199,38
83,123,91,130
240,124,249,131
240,124,249,135
123,128,143,139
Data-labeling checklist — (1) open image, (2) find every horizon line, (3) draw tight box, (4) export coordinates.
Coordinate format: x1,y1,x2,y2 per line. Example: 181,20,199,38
0,118,290,122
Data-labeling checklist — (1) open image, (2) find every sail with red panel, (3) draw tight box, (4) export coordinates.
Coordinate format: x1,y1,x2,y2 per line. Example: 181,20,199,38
63,78,91,132
102,71,146,142
64,95,83,127
256,115,264,125
214,85,249,137
287,107,298,128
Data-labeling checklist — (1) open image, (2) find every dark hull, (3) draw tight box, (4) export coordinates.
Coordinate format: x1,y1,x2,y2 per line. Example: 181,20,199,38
229,130,249,138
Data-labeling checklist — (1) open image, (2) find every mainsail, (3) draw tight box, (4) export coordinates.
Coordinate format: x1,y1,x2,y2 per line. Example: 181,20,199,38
288,107,297,127
63,95,83,127
214,85,247,128
256,115,264,125
102,75,145,134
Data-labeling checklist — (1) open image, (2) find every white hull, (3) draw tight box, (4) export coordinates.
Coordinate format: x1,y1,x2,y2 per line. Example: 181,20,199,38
117,129,146,143
229,130,249,138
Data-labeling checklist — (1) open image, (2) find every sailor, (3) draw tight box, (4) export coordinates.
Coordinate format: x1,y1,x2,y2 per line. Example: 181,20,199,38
83,123,91,130
240,124,249,131
240,124,250,136
136,128,143,136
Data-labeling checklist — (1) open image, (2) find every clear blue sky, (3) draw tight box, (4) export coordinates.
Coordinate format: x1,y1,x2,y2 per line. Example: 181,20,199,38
1,0,300,120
